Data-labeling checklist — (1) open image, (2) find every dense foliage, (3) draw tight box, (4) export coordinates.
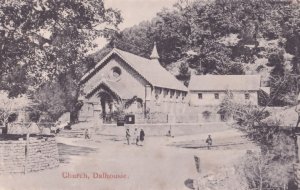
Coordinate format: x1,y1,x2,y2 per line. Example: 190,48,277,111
95,0,300,106
220,96,297,189
0,0,122,122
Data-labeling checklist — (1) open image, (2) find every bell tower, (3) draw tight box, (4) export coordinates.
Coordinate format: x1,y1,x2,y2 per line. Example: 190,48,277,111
150,42,160,60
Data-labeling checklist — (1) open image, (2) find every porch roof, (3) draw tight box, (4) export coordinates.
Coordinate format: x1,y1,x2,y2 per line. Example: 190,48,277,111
86,80,136,100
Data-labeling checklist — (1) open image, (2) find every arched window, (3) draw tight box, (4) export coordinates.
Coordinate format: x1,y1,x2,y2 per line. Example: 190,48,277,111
136,98,143,109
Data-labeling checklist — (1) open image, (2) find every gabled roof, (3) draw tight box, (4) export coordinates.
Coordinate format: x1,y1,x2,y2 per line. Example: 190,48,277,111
189,75,261,91
81,48,187,92
86,80,135,100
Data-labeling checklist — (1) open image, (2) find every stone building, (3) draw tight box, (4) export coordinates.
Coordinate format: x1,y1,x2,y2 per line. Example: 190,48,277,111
188,75,261,106
79,45,188,122
187,75,261,122
78,44,264,123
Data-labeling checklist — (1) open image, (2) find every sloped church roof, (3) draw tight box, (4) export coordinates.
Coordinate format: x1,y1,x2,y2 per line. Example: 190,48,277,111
189,75,261,91
81,47,188,92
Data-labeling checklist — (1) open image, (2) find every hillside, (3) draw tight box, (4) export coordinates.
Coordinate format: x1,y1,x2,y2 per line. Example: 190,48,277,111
92,0,300,106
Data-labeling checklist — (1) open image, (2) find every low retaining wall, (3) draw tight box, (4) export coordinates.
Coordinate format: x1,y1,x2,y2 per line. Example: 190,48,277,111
0,135,59,174
97,122,231,136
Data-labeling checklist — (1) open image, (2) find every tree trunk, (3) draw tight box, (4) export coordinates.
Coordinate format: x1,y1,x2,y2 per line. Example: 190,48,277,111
70,110,78,124
68,87,82,124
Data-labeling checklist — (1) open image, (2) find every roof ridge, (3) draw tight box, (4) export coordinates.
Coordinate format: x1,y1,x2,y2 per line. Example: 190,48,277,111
82,48,188,91
114,47,151,61
189,74,261,91
192,74,261,76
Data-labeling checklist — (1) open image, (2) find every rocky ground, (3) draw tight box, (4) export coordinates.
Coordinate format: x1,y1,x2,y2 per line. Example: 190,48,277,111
0,123,257,190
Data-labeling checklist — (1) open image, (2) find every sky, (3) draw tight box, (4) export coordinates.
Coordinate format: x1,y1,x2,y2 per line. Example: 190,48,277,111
93,0,179,51
104,0,178,29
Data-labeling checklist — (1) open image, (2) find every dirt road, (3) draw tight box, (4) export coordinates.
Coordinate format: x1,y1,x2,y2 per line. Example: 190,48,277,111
0,127,255,190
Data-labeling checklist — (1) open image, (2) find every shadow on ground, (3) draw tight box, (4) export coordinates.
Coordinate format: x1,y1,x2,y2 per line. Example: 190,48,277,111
57,143,97,164
169,141,250,150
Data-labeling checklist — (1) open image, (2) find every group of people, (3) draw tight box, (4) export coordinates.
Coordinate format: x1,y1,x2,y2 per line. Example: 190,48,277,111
126,128,145,146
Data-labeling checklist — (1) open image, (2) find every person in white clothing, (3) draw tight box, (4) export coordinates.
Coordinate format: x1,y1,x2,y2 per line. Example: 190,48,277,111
133,128,139,145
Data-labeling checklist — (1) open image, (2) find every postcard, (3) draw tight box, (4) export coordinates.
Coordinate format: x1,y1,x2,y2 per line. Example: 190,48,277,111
0,0,299,189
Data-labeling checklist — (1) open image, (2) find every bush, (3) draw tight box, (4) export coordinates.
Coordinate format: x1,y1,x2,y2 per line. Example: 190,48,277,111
7,113,18,123
202,111,211,120
238,137,295,190
256,65,265,72
29,112,40,122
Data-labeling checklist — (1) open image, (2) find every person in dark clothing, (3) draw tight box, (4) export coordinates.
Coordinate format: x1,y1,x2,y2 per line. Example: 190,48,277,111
296,100,300,128
139,129,145,146
85,128,90,139
206,135,212,150
126,128,130,145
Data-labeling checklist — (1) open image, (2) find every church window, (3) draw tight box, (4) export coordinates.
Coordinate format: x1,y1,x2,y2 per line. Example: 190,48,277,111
214,93,219,99
137,101,143,109
136,98,143,109
245,93,250,100
198,93,203,99
112,67,121,78
155,88,162,94
182,92,187,100
170,90,175,98
164,89,169,98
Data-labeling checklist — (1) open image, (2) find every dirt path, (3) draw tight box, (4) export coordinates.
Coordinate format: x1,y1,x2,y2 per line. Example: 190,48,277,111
0,128,255,190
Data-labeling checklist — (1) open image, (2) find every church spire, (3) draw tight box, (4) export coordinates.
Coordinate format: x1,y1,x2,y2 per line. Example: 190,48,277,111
150,42,160,60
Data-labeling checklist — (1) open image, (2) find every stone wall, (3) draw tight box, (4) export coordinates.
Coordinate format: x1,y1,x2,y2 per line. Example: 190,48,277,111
100,123,230,137
294,163,300,189
0,135,59,174
134,109,228,124
135,113,168,124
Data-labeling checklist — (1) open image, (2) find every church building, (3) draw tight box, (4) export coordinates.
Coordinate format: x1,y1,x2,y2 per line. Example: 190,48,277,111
78,44,263,123
79,45,188,122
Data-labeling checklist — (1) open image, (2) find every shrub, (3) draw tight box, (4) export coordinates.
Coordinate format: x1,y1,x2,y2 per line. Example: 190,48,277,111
256,65,265,72
29,112,40,122
202,111,211,120
7,113,18,123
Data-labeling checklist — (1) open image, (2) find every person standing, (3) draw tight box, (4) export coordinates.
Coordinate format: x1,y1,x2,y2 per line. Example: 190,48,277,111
85,128,90,139
133,128,139,145
296,99,300,128
206,135,212,150
139,129,145,146
126,128,131,145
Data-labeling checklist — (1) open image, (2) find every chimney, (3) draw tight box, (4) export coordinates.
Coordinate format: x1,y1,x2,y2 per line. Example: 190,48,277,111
150,42,160,60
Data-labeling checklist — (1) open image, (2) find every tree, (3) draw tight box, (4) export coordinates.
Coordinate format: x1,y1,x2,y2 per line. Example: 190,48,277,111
90,0,300,107
0,92,30,128
176,62,191,86
239,149,292,190
31,81,68,122
269,74,297,106
0,0,122,122
221,94,296,189
267,51,285,76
